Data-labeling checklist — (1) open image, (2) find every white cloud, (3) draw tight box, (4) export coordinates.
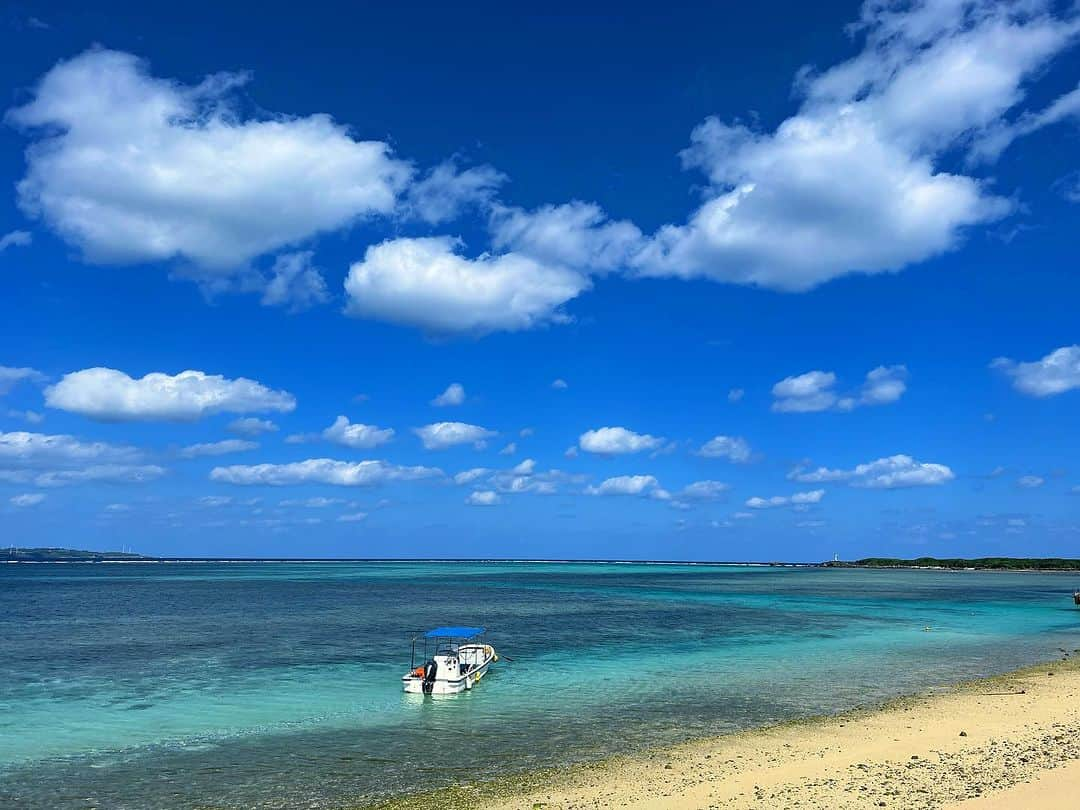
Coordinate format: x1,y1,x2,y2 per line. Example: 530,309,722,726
10,493,45,507
992,345,1080,397
551,378,568,390
490,201,643,273
9,49,411,270
405,160,506,225
338,511,368,522
772,366,907,412
210,458,442,486
680,480,730,501
279,496,342,508
260,251,329,312
586,475,666,498
971,82,1080,162
772,371,839,413
0,430,141,464
498,442,517,455
727,388,744,403
453,467,490,485
0,366,46,395
746,489,824,509
859,365,909,405
519,427,534,438
466,490,501,506
32,464,166,487
790,454,954,489
628,1,1080,290
511,458,536,475
431,383,466,407
345,236,589,334
579,426,663,455
179,439,258,458
1017,475,1045,488
696,435,751,462
414,421,496,450
322,415,395,449
197,495,233,507
228,417,278,436
6,409,45,424
45,368,295,421
0,230,32,252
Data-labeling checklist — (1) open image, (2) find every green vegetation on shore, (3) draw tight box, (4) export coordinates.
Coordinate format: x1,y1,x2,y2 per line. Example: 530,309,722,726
832,557,1080,571
1,547,153,562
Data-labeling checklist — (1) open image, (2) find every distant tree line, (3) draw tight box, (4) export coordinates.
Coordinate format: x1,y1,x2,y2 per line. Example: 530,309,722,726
827,557,1080,571
1,547,151,562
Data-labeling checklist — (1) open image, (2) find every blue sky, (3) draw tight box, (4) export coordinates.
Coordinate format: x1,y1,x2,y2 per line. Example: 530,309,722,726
1,0,1078,561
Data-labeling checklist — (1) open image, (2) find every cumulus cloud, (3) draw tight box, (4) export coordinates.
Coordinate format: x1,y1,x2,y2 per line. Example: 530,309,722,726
579,426,663,455
0,231,32,251
498,442,517,455
466,490,500,506
771,371,840,413
552,379,568,390
727,388,744,403
453,467,490,485
8,49,411,270
490,201,643,273
431,383,466,407
405,160,506,225
859,365,909,405
338,511,367,522
745,489,824,509
10,493,46,507
260,251,329,312
696,435,751,462
210,458,442,486
178,439,258,458
344,236,589,334
772,366,907,412
628,1,1080,290
679,480,730,501
992,345,1080,396
228,417,278,436
586,474,668,498
789,454,954,489
45,368,295,421
322,415,395,449
0,365,47,395
414,421,496,450
31,464,166,487
1017,474,1045,488
0,430,141,464
0,432,162,488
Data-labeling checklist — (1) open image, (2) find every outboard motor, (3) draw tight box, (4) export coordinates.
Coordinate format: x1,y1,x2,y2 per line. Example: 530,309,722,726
422,659,438,694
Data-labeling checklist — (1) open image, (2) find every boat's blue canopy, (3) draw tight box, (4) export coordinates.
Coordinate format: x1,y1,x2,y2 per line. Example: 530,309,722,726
424,626,484,639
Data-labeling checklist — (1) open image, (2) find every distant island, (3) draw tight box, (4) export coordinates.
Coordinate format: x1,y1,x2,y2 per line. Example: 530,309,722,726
830,557,1080,571
2,547,153,562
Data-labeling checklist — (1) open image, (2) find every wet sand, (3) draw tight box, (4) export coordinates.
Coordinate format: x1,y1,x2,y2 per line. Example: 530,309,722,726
371,655,1080,809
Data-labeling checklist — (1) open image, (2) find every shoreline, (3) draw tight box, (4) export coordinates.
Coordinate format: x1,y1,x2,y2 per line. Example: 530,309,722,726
365,655,1080,809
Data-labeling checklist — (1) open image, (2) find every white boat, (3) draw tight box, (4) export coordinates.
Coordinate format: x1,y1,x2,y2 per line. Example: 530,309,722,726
402,626,498,695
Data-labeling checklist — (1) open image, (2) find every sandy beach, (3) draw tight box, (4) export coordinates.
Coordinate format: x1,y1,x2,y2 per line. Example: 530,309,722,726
373,655,1080,810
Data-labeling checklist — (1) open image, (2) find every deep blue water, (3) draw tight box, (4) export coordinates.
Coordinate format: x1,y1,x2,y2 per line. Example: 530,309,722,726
1,561,1078,808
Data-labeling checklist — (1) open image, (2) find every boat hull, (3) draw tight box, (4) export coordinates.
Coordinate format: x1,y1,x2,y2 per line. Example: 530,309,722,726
402,644,496,694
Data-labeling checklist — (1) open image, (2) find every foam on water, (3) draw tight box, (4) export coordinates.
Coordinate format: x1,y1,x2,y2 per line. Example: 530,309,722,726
1,562,1077,808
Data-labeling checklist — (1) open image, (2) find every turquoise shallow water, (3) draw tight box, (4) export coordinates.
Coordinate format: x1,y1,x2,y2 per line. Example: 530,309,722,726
1,561,1078,808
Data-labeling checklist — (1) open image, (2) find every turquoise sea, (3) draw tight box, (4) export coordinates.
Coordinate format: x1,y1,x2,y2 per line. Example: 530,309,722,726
2,561,1078,808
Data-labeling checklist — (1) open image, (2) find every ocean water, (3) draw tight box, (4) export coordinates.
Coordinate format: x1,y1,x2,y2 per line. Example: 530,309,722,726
1,561,1078,809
